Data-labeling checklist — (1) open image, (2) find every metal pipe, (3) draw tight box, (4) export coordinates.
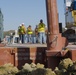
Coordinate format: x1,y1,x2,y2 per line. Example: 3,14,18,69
46,0,59,34
46,0,62,51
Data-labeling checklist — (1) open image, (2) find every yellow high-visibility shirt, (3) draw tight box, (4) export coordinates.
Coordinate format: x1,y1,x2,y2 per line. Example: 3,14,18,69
38,23,45,32
27,27,33,34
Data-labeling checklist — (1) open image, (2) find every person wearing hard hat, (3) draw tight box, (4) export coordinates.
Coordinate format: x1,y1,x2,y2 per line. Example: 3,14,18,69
18,23,26,44
21,23,27,43
38,19,46,44
27,25,33,43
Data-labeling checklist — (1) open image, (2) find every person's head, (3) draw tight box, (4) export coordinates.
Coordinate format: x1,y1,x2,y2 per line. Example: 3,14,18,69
40,19,43,23
29,25,31,27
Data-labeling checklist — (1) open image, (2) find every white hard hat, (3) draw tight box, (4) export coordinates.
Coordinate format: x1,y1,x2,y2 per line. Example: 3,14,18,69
22,23,24,25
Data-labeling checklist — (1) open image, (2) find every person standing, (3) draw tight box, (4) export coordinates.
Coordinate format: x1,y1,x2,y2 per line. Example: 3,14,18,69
38,19,46,44
21,23,27,43
27,25,33,43
10,33,13,44
34,25,39,43
18,23,26,44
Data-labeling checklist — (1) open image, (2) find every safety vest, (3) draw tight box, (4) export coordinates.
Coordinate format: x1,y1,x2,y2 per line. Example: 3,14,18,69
27,27,33,35
38,23,45,32
18,26,26,34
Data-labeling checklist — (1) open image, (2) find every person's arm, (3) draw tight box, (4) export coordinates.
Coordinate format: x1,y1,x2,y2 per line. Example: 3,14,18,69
24,27,26,33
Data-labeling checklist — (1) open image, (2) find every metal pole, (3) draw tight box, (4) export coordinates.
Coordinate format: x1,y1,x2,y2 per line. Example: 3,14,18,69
46,0,63,51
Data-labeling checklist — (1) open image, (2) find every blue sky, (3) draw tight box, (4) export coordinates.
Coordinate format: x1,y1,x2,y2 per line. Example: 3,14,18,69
0,0,65,31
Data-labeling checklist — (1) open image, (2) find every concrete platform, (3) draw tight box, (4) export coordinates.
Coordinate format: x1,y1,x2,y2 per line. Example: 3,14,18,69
5,43,47,48
5,43,76,50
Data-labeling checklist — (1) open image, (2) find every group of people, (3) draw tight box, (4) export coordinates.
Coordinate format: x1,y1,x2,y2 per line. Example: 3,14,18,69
17,19,47,44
